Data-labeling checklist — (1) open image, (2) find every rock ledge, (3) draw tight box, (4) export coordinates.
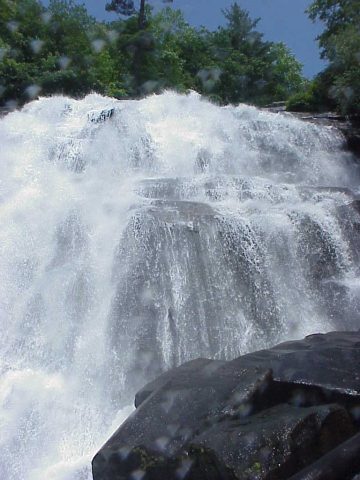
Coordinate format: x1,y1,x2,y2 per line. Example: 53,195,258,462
92,331,360,480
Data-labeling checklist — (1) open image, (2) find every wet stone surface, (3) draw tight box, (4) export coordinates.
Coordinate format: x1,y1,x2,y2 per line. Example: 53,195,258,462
92,331,360,480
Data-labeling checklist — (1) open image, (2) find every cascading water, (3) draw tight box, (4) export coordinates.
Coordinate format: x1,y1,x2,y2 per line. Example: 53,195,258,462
0,91,359,480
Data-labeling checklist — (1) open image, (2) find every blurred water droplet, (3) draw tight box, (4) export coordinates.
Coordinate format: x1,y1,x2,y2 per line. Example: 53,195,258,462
129,316,143,333
92,39,106,53
126,45,137,55
119,445,132,460
178,427,192,440
155,436,169,451
57,57,71,69
124,74,134,87
237,402,252,417
201,361,222,377
140,285,154,303
176,458,193,479
9,48,19,59
329,85,339,99
243,432,257,447
350,405,360,420
202,68,222,82
141,80,159,95
41,12,52,24
212,46,228,61
260,447,271,461
344,87,354,100
0,48,7,61
5,99,18,111
25,85,41,100
139,350,154,368
231,391,246,406
166,423,180,436
161,390,181,413
131,469,145,480
106,30,119,43
29,39,43,54
197,68,222,92
6,21,19,33
290,390,305,407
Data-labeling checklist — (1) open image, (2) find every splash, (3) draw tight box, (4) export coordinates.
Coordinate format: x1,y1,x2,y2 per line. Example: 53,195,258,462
0,91,359,479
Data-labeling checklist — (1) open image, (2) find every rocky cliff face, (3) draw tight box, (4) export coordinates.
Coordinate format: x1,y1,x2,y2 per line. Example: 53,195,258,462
92,331,360,480
294,113,360,160
265,107,360,160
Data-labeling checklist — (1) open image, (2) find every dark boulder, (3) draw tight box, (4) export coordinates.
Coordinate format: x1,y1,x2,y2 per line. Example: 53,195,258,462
288,432,360,480
135,358,226,408
88,108,115,123
92,331,360,479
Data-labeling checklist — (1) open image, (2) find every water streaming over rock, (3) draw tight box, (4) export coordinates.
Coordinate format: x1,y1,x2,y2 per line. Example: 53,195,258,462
0,91,359,479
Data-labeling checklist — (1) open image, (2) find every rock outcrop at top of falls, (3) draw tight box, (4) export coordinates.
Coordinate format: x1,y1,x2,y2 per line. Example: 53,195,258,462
92,330,360,480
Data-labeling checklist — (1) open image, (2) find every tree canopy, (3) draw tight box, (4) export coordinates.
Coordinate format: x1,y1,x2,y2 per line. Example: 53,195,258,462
0,0,306,109
287,0,360,114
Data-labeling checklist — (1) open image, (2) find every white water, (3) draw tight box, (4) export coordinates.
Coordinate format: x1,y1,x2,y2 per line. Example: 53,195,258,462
0,91,359,479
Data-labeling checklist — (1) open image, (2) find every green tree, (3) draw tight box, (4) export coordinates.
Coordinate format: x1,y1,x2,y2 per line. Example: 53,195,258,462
0,0,114,105
209,2,304,106
148,7,209,91
0,0,47,105
0,0,308,109
221,2,260,51
306,0,360,61
105,0,174,91
306,0,360,113
267,42,306,99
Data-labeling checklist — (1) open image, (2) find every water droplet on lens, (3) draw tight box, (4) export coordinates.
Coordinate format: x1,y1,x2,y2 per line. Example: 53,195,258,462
0,48,7,61
119,445,131,460
29,39,43,54
176,458,193,479
5,99,18,111
131,469,145,480
57,57,71,69
237,402,252,417
290,389,305,407
6,21,19,33
41,12,52,24
106,30,119,43
92,39,106,53
166,423,180,436
25,85,41,100
350,405,360,420
155,436,169,451
141,80,159,94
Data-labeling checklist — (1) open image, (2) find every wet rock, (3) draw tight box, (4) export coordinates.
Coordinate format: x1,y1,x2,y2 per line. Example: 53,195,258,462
288,432,360,480
0,106,13,117
338,115,360,159
145,199,218,223
346,132,360,158
235,331,360,396
92,331,360,480
261,108,360,159
192,403,355,479
135,358,226,408
88,108,115,123
290,112,360,159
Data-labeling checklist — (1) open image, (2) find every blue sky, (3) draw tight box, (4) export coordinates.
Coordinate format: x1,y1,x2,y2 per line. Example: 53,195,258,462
44,0,327,79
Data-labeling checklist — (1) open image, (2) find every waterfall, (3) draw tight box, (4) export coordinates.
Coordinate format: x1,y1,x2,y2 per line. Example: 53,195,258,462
0,91,359,480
